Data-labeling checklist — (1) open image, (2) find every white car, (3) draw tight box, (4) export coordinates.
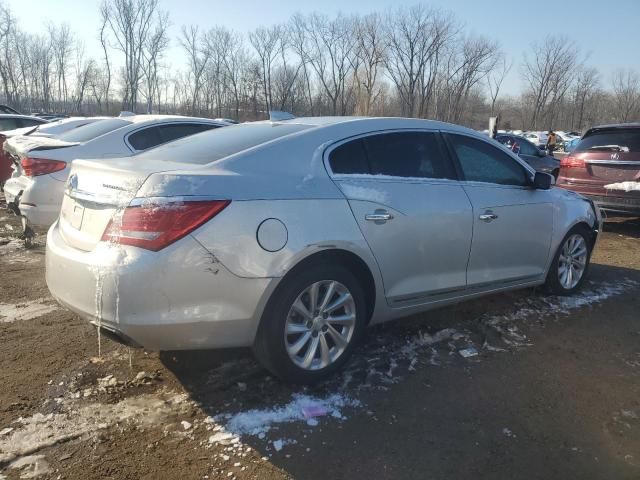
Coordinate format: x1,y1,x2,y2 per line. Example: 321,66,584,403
2,117,108,141
4,115,230,229
45,116,601,383
524,132,548,149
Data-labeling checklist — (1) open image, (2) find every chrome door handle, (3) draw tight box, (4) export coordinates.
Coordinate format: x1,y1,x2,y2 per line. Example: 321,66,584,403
365,210,394,223
479,212,498,223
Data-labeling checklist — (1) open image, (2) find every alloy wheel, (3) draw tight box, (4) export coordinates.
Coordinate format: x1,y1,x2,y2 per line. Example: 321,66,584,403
558,234,588,290
284,280,356,371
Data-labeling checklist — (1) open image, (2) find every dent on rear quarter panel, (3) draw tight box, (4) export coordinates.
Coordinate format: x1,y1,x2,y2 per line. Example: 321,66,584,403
192,199,378,279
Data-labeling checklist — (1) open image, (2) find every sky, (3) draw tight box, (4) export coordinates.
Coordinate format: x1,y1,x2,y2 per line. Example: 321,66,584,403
6,0,640,95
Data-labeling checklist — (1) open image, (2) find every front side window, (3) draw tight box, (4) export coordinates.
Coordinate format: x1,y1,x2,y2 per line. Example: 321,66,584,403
516,138,539,156
448,134,530,186
364,132,455,179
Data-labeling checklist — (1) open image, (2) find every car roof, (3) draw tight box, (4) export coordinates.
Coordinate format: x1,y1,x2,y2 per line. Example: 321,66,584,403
585,123,640,134
268,116,474,134
122,114,230,125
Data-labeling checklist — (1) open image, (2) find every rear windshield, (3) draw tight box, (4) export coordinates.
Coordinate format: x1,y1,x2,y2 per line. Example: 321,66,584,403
138,122,311,164
56,118,131,143
576,129,640,153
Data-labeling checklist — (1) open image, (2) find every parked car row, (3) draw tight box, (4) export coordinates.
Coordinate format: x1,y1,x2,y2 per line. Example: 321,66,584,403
5,109,634,382
20,114,598,383
2,115,230,234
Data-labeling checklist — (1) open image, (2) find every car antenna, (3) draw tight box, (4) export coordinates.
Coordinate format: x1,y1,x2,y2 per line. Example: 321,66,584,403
269,111,295,122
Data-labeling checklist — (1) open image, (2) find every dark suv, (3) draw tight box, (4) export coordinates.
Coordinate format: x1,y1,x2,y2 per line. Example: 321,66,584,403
556,124,640,216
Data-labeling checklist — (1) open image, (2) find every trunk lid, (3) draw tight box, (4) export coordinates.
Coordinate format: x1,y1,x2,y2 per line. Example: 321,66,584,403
58,157,198,251
4,135,79,176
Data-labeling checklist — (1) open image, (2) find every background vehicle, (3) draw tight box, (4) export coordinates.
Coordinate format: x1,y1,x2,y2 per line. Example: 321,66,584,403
46,117,600,384
524,131,548,150
0,115,49,187
4,115,230,229
0,104,21,115
557,123,640,216
1,117,108,188
495,134,560,178
564,137,581,153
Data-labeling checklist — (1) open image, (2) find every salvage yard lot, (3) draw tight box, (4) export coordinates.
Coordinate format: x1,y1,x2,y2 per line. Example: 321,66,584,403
1,200,639,479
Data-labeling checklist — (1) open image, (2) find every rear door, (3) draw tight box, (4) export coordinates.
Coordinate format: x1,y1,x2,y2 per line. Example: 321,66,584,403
329,131,473,306
444,133,553,287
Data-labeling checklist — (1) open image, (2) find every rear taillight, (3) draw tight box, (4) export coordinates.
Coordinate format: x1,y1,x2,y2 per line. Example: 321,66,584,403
101,200,230,251
21,157,67,177
560,155,585,169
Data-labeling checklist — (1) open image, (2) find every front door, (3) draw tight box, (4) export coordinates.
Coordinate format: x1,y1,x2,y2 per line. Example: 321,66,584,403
445,133,554,287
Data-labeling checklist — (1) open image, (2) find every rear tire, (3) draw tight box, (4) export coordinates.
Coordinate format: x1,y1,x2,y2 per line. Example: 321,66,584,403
253,263,366,384
545,225,592,295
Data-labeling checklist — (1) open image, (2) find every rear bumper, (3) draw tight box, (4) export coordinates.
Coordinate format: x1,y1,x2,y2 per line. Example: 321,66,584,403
46,222,274,350
4,175,64,226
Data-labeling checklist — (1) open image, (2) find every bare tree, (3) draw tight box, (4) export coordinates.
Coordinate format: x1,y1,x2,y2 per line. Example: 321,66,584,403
571,66,599,129
522,35,580,128
180,25,210,115
249,24,284,114
384,6,453,118
487,55,512,116
101,0,164,111
353,13,386,115
612,68,640,122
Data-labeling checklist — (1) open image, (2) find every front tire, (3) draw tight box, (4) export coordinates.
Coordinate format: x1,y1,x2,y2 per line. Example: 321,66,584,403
545,226,592,295
253,263,366,384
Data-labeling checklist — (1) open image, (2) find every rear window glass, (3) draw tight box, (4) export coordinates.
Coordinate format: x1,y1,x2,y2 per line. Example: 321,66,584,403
138,122,311,164
56,118,131,143
577,129,640,153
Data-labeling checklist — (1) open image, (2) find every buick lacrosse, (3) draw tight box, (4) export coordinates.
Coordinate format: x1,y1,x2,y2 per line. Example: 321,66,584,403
46,117,601,383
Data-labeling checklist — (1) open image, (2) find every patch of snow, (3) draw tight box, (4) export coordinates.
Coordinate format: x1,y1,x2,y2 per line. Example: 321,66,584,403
604,181,640,192
0,299,58,323
336,182,390,205
215,393,360,439
0,390,192,466
8,454,49,478
181,420,192,430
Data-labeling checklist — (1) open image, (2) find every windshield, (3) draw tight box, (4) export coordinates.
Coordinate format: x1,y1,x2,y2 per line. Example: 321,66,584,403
576,129,640,153
56,118,131,143
138,122,312,164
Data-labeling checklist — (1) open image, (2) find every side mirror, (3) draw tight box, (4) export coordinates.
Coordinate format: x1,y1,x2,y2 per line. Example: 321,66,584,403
532,171,553,190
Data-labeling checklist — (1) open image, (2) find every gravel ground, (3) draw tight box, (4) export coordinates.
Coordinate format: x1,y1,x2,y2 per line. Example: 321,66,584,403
0,197,639,480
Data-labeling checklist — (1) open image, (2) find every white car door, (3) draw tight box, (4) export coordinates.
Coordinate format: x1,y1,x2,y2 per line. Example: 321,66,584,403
328,131,473,306
444,132,554,287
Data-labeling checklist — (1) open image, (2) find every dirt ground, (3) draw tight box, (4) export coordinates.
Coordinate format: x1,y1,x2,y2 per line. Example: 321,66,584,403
1,196,639,480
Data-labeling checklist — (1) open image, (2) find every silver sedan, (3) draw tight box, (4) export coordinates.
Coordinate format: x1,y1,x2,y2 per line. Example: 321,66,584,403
46,117,601,383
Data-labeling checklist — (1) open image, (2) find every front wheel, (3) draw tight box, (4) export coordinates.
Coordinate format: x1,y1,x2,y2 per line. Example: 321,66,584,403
253,263,367,384
545,226,592,295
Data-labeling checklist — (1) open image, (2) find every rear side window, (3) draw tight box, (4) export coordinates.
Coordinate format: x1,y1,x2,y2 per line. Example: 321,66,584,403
329,139,369,174
19,118,45,128
57,118,131,143
158,123,218,144
0,117,19,131
128,126,162,150
577,129,640,153
364,132,455,179
448,134,530,186
136,122,311,164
